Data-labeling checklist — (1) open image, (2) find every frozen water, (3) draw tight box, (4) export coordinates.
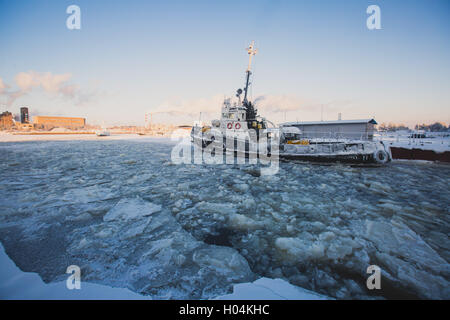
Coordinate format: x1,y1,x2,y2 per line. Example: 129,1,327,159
103,197,161,222
65,195,254,299
0,138,449,299
0,242,151,300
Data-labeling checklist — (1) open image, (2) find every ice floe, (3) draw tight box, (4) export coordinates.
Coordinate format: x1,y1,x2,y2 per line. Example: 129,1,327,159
64,197,255,299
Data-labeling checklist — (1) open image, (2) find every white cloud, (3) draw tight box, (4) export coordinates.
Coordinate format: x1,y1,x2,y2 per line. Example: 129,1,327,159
0,77,7,94
148,94,316,125
254,95,315,113
147,94,363,125
15,71,76,96
0,71,93,106
149,95,224,125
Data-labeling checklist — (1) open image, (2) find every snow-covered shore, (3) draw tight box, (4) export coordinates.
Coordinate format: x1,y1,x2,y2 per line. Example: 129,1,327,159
214,278,329,300
0,132,173,143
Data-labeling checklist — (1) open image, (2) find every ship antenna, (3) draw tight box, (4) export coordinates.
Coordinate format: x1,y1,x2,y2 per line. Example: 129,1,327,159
243,41,258,103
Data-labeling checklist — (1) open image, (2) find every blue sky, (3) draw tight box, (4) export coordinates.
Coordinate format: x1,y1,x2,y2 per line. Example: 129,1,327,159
0,0,449,126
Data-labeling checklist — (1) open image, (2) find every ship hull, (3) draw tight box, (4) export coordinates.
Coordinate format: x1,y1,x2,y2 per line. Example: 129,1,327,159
192,137,390,165
280,152,381,164
390,147,450,163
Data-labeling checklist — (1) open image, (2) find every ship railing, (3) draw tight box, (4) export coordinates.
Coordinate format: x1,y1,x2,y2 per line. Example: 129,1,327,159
284,131,376,154
287,131,373,142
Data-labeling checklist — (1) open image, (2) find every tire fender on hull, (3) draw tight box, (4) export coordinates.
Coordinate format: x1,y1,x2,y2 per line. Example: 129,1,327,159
374,149,389,164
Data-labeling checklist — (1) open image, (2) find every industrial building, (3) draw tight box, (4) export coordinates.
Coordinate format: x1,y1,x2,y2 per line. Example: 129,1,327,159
0,111,14,130
20,107,29,124
280,119,378,141
33,116,86,130
15,107,34,130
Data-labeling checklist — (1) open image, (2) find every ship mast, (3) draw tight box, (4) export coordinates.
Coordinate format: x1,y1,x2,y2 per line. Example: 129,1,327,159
243,41,258,103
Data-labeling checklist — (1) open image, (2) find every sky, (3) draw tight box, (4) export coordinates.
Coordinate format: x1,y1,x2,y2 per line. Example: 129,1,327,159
0,0,449,127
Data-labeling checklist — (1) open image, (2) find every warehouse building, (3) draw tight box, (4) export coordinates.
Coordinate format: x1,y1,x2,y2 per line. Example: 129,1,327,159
33,116,86,130
280,119,378,141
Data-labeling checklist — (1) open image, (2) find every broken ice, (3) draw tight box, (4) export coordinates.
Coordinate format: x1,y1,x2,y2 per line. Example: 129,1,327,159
0,138,449,299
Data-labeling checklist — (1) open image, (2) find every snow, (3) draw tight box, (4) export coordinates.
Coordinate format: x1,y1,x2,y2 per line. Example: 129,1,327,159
50,127,72,133
0,132,175,143
282,140,387,157
377,134,450,153
215,277,330,300
281,119,376,126
388,140,450,153
0,242,150,300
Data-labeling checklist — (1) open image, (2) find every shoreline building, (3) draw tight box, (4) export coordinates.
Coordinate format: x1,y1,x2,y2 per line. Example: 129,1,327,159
17,107,34,130
20,107,29,124
33,116,86,130
0,111,14,130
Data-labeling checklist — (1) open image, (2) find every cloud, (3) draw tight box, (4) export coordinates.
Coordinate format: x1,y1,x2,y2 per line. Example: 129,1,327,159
152,94,311,119
0,71,94,106
253,95,314,113
153,95,224,114
148,95,224,124
254,95,358,114
0,77,7,94
148,94,363,125
15,71,78,98
148,94,316,125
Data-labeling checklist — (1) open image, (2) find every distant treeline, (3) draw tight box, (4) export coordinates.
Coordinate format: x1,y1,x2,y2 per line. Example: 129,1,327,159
378,122,449,132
